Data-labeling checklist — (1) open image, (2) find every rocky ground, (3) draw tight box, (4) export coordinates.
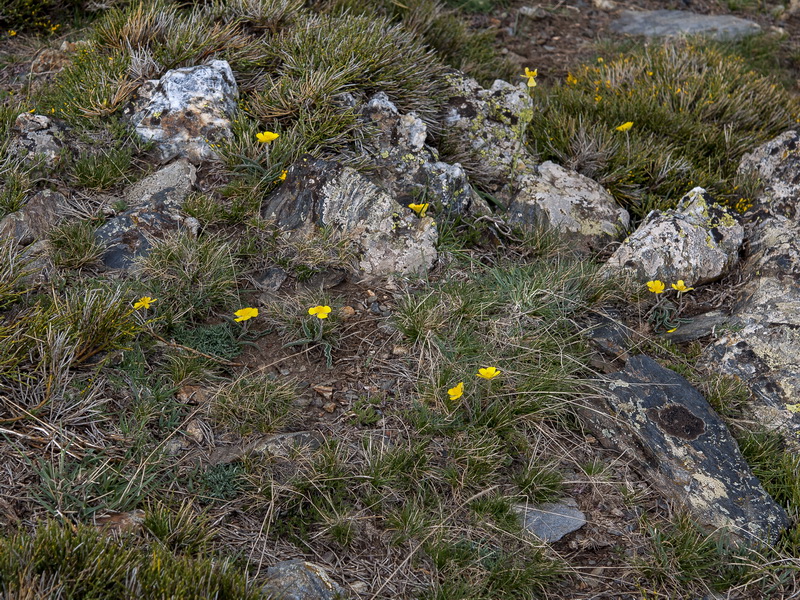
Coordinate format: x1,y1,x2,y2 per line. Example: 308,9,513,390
2,0,800,599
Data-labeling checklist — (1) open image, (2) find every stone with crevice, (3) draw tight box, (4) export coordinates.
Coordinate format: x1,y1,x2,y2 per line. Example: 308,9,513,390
514,497,587,543
0,189,67,246
261,156,437,278
94,159,196,269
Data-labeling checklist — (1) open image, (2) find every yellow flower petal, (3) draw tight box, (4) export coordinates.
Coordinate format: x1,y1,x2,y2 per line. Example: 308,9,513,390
671,280,694,293
133,296,156,310
477,367,501,380
408,203,429,217
308,305,332,319
256,131,279,143
566,73,578,85
447,382,464,401
615,121,633,132
234,307,259,322
278,169,287,181
646,280,665,294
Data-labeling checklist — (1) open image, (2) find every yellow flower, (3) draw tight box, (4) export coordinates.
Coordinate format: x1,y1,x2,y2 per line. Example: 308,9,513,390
566,73,578,85
646,280,665,294
278,169,287,181
447,382,464,401
521,67,537,88
477,367,501,380
308,305,332,319
671,280,694,293
615,121,633,132
133,296,156,310
786,403,800,414
408,203,429,217
234,307,259,322
256,131,279,143
666,327,677,333
9,30,17,37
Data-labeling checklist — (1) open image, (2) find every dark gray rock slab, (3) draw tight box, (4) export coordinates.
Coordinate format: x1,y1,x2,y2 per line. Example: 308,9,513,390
261,156,437,278
582,355,788,544
514,497,586,542
611,10,761,41
95,160,196,269
262,560,345,600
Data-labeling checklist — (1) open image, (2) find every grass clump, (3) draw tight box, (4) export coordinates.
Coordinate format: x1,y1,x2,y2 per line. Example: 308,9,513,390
48,219,105,269
70,145,134,190
211,371,298,435
137,231,239,324
0,521,260,600
529,40,800,219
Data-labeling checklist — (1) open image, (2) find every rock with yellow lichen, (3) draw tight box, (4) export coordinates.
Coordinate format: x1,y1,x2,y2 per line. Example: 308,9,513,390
603,187,743,286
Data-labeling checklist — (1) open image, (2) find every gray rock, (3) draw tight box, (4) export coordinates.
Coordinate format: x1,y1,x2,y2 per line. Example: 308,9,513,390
611,10,761,41
581,355,788,544
209,431,324,466
128,60,238,164
261,156,437,278
514,497,586,542
441,72,535,201
508,161,629,253
7,113,66,166
262,560,345,600
359,92,484,216
95,160,196,269
0,190,67,246
603,187,743,287
704,216,800,445
737,129,800,219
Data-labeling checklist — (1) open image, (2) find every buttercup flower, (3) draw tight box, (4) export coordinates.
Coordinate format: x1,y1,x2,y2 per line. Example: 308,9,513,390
671,280,694,293
133,296,156,310
566,73,578,85
256,131,279,143
477,367,501,380
521,67,538,88
308,305,332,319
234,307,259,322
278,170,287,181
447,382,464,401
408,203,429,217
646,280,665,294
615,121,633,132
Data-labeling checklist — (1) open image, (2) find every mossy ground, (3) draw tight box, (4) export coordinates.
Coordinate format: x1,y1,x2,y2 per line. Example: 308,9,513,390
2,0,800,598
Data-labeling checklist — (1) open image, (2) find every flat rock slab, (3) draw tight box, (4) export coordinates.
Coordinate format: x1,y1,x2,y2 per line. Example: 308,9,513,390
514,497,586,542
611,10,761,41
262,560,345,600
582,355,788,544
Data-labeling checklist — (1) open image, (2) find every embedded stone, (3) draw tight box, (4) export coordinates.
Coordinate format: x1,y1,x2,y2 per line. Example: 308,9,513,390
581,355,789,545
603,187,743,286
441,72,535,201
8,112,66,166
262,560,345,600
611,10,761,41
514,497,587,542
